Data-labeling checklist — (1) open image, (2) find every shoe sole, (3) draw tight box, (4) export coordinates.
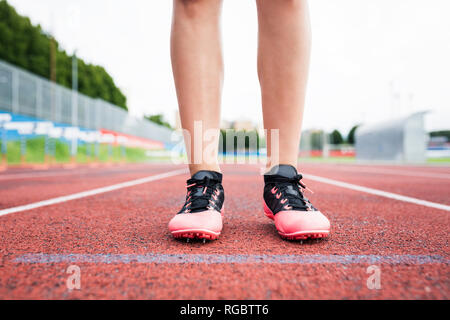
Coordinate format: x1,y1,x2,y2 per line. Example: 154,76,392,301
278,230,329,240
264,202,329,241
171,229,220,241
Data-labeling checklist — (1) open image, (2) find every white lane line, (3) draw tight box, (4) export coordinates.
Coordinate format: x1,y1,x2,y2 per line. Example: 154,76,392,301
13,253,449,265
328,166,450,180
0,164,154,181
0,170,89,181
304,173,450,212
0,168,187,217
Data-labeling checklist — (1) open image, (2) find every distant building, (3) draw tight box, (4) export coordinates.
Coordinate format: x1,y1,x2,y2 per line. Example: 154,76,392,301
231,120,256,131
428,136,448,148
355,111,428,163
220,120,232,130
175,114,259,132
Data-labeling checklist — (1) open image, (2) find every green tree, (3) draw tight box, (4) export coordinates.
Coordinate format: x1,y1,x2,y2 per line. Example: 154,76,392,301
430,130,450,141
347,125,359,145
0,0,128,110
145,114,172,129
329,129,344,145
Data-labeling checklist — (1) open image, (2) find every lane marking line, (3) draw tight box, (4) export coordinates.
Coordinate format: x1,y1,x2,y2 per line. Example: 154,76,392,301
303,173,450,212
0,169,187,217
13,253,449,265
0,164,155,181
0,169,95,181
322,166,450,180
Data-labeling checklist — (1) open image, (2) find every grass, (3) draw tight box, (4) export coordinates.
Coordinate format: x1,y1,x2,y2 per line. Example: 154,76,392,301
427,157,450,164
2,139,448,166
1,137,150,165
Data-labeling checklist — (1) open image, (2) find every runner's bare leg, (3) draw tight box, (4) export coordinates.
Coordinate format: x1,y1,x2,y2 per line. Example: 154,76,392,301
256,0,312,169
171,0,224,175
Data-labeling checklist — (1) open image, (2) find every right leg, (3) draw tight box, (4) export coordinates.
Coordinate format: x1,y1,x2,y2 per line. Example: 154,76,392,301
169,0,225,241
171,0,223,175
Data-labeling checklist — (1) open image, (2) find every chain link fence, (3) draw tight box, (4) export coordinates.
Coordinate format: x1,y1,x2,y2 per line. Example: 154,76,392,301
0,59,173,144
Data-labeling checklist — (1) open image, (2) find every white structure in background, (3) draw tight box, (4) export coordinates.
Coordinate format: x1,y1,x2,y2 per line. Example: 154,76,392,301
355,111,428,163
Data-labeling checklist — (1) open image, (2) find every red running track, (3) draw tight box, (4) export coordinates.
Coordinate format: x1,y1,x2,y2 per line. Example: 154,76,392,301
0,162,449,299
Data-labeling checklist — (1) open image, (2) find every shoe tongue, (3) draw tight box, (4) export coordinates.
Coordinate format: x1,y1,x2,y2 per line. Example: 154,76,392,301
191,170,222,181
265,165,298,178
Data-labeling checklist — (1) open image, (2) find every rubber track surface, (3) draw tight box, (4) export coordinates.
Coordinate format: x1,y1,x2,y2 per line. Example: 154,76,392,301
0,163,448,299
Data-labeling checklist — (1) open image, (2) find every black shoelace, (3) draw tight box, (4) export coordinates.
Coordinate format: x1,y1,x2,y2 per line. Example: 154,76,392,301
266,174,316,211
179,176,221,214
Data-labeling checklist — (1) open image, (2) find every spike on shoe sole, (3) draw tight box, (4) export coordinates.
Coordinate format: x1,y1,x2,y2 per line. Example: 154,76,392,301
279,231,329,241
172,229,220,241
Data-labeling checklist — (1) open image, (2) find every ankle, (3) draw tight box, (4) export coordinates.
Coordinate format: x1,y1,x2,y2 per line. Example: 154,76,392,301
189,164,221,176
265,162,298,174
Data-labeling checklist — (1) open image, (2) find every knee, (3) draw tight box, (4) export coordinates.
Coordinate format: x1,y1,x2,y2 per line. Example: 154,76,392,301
174,0,219,19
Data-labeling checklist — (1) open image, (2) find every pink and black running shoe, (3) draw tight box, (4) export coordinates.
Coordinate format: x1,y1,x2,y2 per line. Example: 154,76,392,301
263,165,330,241
168,170,224,241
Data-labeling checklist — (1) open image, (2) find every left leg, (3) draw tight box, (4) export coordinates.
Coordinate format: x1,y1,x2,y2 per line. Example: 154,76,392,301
257,0,330,241
256,0,311,169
